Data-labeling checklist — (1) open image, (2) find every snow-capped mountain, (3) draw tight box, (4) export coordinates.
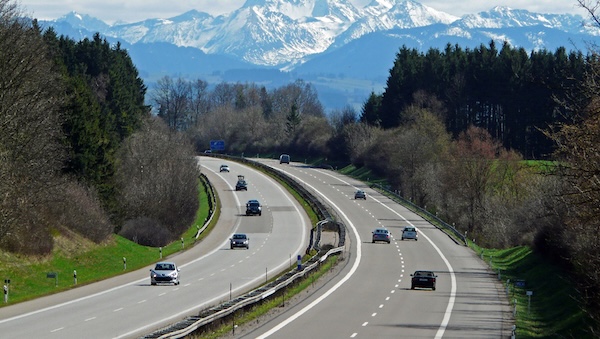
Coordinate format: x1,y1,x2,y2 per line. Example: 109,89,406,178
35,0,600,110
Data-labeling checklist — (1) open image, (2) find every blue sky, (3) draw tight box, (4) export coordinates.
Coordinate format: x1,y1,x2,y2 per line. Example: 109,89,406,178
18,0,587,24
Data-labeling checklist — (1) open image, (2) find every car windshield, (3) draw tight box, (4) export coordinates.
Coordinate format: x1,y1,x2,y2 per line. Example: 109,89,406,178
233,234,246,239
156,263,174,270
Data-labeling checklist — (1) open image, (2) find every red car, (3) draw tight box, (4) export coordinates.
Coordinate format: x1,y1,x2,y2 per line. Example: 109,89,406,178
411,270,437,290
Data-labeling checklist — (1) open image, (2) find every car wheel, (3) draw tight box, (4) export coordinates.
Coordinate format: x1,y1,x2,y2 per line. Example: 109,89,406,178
151,282,156,286
411,285,415,290
372,240,375,243
432,287,436,291
259,212,262,216
230,245,233,250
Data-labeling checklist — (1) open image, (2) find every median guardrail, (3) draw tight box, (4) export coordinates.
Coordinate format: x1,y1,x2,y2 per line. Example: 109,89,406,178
140,156,347,339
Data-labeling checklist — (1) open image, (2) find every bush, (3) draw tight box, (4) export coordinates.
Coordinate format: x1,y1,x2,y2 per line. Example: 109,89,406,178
119,217,173,247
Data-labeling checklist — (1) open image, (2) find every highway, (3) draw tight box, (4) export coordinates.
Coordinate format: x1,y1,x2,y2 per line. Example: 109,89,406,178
0,157,310,339
234,158,511,338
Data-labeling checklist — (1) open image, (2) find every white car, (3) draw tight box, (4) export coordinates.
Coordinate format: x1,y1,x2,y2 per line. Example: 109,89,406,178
150,261,180,285
401,226,418,241
219,164,230,172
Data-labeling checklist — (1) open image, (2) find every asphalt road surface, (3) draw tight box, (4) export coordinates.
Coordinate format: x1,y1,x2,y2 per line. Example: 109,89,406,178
0,157,310,339
233,158,512,339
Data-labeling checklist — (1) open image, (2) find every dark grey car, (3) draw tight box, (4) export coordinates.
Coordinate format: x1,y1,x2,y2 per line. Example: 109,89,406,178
230,233,249,249
372,228,391,244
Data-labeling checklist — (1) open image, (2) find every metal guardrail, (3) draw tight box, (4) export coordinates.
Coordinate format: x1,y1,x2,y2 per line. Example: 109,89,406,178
140,156,347,339
146,246,344,339
371,183,466,245
195,173,216,239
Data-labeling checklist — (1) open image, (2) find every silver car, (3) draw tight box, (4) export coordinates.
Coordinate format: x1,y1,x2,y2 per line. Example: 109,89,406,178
150,261,180,285
401,226,418,241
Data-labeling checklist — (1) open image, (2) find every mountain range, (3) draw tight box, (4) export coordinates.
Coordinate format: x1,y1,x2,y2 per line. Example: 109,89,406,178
36,0,600,111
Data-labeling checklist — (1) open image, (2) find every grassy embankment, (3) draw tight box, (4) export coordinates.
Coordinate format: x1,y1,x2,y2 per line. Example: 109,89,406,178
339,163,593,338
0,176,217,306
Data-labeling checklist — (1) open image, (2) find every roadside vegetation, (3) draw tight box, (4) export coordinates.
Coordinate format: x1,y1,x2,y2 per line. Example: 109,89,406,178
0,179,212,305
2,0,600,336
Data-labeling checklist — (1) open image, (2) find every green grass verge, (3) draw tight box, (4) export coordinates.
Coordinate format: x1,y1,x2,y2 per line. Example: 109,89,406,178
0,177,214,306
470,243,592,338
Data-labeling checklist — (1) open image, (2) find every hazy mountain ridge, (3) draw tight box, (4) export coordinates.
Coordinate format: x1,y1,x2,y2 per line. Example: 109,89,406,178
40,0,600,110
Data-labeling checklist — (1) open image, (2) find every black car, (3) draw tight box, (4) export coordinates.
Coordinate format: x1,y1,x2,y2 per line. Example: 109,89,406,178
245,199,262,216
230,233,249,249
235,175,247,191
411,270,437,290
354,190,366,200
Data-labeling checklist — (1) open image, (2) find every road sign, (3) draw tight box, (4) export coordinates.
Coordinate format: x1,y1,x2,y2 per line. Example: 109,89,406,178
210,140,225,151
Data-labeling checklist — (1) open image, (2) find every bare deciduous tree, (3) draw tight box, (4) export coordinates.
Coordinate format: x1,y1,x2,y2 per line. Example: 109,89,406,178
0,0,66,253
116,117,199,245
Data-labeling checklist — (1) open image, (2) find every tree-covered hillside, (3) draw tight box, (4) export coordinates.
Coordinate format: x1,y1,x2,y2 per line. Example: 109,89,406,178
0,0,198,253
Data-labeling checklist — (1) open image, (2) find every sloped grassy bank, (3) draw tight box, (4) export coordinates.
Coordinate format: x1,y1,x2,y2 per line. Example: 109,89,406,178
0,175,216,305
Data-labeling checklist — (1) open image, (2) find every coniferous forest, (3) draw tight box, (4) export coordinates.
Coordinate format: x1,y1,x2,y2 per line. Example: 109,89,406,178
362,41,586,159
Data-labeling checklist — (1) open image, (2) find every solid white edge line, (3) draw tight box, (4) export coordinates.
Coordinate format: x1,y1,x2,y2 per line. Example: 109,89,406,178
255,169,363,339
257,165,456,338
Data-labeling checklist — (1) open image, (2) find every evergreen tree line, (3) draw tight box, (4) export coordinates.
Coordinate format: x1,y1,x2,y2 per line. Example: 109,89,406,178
361,41,587,159
0,1,199,253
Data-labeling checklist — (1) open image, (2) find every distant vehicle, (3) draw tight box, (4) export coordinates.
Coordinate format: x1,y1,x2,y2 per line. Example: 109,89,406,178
150,262,180,286
354,190,366,200
279,154,290,164
245,199,262,216
236,175,248,191
219,164,230,172
372,228,391,244
411,270,437,290
230,233,249,249
401,226,418,241
203,150,212,154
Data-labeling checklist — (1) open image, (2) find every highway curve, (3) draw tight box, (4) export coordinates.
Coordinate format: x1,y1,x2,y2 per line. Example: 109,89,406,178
0,156,310,339
234,158,513,339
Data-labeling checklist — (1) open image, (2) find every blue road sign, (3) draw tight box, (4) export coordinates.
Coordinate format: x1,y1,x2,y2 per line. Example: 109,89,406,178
210,140,225,151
